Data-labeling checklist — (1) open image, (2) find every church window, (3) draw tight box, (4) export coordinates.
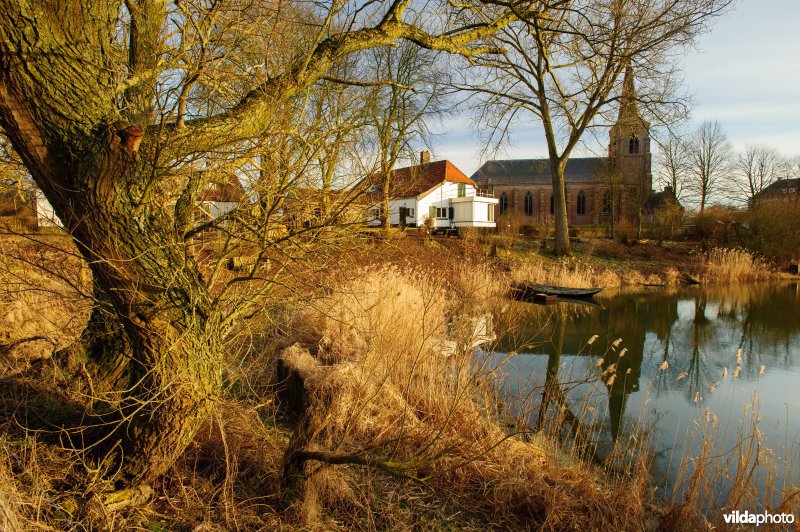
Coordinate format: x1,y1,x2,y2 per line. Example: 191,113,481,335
550,193,554,215
577,191,586,215
524,192,533,216
602,191,612,216
499,192,508,214
629,135,640,154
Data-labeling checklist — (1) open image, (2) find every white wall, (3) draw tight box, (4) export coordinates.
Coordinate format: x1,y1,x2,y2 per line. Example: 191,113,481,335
204,201,238,219
366,182,497,228
450,195,497,227
35,190,63,227
418,182,478,228
366,198,418,226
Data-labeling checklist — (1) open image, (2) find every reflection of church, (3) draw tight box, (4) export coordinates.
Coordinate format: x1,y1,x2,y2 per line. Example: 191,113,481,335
508,292,680,441
472,68,675,226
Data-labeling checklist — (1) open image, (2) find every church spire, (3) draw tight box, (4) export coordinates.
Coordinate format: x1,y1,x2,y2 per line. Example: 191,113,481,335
617,65,640,123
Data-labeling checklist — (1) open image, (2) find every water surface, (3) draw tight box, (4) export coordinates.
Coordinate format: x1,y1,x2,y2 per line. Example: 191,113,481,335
489,282,800,505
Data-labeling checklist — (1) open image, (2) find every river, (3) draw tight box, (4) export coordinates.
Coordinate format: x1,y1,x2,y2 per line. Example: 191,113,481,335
486,282,800,508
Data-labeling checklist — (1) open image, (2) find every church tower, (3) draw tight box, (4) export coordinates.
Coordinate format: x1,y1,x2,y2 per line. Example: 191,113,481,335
608,67,652,206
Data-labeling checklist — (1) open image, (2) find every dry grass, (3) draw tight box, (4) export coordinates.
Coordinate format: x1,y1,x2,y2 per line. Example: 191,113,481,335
0,451,25,532
663,393,800,531
703,248,773,282
0,234,90,374
509,253,647,288
278,265,650,529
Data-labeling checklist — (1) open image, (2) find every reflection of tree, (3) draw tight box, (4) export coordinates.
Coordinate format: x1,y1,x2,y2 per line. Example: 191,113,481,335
686,296,715,401
497,283,800,443
534,307,582,436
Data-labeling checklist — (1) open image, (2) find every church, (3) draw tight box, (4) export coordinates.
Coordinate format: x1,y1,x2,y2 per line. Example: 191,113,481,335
471,68,668,226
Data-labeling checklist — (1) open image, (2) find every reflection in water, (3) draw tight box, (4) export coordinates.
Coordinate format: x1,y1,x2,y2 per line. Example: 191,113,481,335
490,282,800,496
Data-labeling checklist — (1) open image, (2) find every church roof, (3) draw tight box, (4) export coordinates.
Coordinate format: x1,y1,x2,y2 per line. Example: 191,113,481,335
613,65,649,129
470,157,607,185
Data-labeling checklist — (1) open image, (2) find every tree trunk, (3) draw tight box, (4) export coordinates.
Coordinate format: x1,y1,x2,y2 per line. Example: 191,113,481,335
381,171,391,232
61,148,223,483
56,284,132,397
11,124,222,485
550,162,571,256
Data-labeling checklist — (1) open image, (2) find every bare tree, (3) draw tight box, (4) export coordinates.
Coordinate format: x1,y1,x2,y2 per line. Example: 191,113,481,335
732,144,791,206
687,120,733,212
0,0,535,486
461,0,731,255
654,131,690,202
366,42,446,230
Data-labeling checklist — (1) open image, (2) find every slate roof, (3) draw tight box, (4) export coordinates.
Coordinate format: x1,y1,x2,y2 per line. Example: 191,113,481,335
366,160,475,200
758,178,800,197
471,157,607,185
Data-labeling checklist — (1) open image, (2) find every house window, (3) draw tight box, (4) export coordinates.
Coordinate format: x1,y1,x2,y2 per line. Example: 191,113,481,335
409,208,414,217
577,190,586,215
499,192,508,214
629,135,639,154
457,183,466,198
550,194,554,215
602,191,612,216
488,204,495,222
436,207,448,218
524,192,533,216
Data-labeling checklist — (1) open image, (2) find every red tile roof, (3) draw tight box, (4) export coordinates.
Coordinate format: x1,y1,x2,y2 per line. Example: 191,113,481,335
367,160,475,200
198,175,245,203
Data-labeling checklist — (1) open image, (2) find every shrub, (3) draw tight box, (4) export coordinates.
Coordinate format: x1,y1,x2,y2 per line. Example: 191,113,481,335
650,203,685,242
745,200,800,263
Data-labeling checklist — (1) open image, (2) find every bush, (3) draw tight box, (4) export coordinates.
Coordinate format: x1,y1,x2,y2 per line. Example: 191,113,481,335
615,218,636,245
745,200,800,263
689,201,800,264
650,203,684,242
690,206,738,248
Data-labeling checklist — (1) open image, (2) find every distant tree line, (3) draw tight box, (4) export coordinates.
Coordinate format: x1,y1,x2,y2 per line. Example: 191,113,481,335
655,120,799,210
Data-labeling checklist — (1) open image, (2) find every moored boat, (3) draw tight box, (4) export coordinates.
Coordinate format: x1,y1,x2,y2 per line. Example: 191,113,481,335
511,281,604,300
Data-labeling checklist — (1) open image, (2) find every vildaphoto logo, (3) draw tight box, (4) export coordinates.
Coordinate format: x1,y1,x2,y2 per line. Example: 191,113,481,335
722,510,795,527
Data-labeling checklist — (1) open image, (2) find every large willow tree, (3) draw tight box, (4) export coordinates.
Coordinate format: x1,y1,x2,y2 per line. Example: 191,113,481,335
0,0,533,486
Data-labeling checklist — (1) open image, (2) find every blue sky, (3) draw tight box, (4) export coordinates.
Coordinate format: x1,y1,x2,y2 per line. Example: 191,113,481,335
430,0,800,177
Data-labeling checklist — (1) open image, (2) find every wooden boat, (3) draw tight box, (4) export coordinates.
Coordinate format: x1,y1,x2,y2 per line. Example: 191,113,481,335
511,281,604,300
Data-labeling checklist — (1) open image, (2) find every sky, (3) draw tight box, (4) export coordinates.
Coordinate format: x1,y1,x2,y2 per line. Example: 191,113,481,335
430,0,800,177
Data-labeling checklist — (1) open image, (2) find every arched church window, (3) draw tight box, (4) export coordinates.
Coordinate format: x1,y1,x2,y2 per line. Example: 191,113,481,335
602,191,612,216
629,135,640,154
499,192,508,214
524,192,533,216
577,190,586,215
550,193,554,215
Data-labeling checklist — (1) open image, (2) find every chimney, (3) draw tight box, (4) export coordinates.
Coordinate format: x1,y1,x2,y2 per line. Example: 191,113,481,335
420,150,431,165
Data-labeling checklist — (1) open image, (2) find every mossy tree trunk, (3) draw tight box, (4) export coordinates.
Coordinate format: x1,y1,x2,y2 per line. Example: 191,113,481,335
0,0,526,486
0,0,222,484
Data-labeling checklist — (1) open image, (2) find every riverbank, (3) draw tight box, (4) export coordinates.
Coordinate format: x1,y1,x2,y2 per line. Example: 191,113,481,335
0,232,793,529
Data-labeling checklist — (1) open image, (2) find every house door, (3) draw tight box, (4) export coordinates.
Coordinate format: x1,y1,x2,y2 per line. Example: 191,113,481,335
399,207,408,227
448,206,455,226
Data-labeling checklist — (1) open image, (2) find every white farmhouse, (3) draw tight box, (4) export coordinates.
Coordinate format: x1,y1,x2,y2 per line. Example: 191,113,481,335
196,175,245,219
367,152,497,231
